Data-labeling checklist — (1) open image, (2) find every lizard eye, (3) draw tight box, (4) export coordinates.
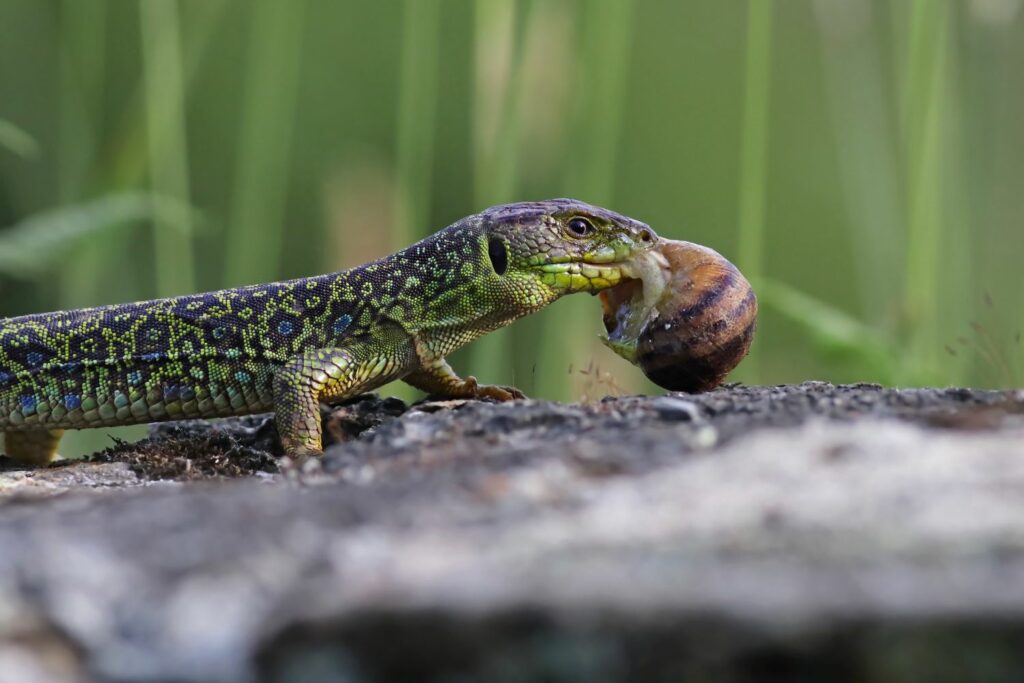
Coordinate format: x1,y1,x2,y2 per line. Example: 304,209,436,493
567,217,595,237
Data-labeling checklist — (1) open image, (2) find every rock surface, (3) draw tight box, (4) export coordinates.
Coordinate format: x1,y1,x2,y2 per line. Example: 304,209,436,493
1,383,1023,682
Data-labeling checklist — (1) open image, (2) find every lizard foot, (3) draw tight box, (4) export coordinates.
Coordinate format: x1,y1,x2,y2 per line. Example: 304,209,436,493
464,376,526,401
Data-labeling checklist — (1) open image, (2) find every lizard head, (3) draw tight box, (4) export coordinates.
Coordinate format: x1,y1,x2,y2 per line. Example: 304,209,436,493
481,198,658,306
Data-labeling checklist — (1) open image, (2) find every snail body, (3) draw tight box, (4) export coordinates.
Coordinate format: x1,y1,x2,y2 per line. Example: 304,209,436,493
600,239,757,392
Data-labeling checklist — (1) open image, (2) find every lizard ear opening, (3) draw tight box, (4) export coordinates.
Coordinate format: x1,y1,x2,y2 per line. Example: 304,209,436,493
487,237,508,276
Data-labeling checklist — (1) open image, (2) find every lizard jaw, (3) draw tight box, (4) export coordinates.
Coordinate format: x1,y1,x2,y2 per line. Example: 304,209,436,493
531,247,670,295
530,259,644,294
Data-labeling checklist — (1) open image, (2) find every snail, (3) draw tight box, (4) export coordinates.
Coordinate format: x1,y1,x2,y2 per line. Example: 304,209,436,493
600,239,757,392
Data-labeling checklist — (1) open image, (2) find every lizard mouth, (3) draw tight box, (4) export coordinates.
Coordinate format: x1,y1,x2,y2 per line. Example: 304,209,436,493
598,249,672,335
534,246,669,291
532,260,637,293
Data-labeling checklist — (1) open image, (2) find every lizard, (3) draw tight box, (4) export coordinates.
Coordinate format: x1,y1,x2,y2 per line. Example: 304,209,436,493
0,198,657,464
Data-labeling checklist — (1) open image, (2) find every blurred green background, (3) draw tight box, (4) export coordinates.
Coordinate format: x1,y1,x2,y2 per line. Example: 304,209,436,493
1,0,1023,453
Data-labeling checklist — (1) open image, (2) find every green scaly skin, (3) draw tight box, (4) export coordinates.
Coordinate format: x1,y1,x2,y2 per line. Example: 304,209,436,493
0,199,657,464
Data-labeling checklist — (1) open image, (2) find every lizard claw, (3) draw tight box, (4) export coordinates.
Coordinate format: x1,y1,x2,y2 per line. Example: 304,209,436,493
465,376,526,401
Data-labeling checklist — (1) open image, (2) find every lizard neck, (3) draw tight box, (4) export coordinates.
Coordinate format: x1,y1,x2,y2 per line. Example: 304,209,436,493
326,219,556,357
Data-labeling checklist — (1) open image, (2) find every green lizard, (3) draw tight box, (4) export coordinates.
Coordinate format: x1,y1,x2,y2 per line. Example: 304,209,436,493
0,199,657,464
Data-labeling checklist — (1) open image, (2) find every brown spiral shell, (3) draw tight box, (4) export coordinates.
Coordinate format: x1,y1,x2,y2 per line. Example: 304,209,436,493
600,239,757,392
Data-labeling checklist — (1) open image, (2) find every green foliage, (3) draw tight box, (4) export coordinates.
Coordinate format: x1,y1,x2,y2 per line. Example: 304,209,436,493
0,119,39,160
757,278,898,385
0,0,1021,396
0,194,193,281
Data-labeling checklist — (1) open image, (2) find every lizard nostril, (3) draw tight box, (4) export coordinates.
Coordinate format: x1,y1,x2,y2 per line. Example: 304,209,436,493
639,229,654,243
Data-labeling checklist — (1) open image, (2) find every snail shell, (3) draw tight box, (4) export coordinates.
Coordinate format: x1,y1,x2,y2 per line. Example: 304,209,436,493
600,239,757,392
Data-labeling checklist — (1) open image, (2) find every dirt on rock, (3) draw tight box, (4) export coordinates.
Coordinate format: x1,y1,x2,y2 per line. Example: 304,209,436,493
88,432,280,481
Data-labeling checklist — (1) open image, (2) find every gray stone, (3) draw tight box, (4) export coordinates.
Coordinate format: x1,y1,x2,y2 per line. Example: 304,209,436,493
0,383,1022,682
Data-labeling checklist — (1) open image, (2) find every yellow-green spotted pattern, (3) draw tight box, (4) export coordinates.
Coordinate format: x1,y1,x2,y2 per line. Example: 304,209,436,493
0,199,656,461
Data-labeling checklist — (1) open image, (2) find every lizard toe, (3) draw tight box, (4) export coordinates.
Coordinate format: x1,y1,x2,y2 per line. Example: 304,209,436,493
475,384,527,402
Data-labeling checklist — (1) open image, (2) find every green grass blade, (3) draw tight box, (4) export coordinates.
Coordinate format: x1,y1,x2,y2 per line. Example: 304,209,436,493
103,0,230,193
735,0,774,383
140,0,196,297
395,0,441,247
56,0,108,308
0,119,40,160
0,193,192,281
902,0,949,384
812,1,903,323
566,0,634,204
223,0,306,287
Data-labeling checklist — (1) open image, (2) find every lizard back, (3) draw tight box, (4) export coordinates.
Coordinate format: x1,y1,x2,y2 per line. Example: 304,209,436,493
0,218,498,430
0,273,364,429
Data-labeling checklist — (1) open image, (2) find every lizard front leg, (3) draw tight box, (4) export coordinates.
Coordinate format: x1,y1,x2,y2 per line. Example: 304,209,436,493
273,345,406,460
403,356,525,401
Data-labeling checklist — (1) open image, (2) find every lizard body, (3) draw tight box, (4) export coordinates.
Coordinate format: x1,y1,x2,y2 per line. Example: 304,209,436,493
0,199,656,463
